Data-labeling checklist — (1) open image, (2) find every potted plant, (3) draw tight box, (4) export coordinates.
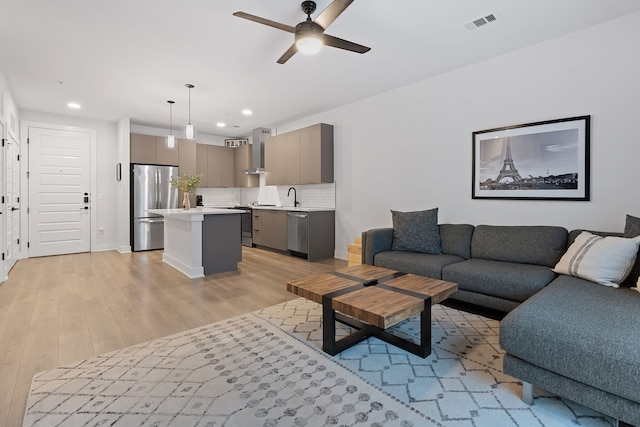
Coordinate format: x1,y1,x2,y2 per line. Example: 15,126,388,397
170,174,202,210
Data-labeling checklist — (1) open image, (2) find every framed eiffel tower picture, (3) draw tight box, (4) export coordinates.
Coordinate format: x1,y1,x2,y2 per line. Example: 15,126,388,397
472,116,590,201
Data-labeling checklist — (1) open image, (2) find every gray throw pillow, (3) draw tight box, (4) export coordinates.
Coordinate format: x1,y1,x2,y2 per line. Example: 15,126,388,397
624,214,640,238
623,214,640,288
390,208,442,254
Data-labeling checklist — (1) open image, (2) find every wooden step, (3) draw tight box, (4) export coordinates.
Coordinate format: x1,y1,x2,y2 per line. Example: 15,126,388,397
347,236,362,267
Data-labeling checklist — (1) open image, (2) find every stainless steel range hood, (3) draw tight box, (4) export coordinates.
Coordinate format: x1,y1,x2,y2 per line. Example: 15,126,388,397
243,127,271,174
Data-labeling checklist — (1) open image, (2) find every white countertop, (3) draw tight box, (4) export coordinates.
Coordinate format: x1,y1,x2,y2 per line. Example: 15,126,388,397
202,204,334,212
251,206,335,212
147,208,246,217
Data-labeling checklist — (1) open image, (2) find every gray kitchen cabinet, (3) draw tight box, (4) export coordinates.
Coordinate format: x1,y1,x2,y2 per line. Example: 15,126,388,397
285,131,300,184
252,209,287,251
197,144,235,188
264,123,334,186
219,146,235,188
264,133,287,185
196,143,209,187
234,144,259,187
130,133,158,164
130,133,180,166
287,210,335,261
207,146,222,188
156,137,179,166
299,124,334,184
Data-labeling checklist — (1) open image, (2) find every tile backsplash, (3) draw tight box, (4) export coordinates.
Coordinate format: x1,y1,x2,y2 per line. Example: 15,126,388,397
198,181,335,209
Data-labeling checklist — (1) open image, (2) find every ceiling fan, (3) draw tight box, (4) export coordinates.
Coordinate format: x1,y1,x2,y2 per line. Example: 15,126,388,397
233,0,371,64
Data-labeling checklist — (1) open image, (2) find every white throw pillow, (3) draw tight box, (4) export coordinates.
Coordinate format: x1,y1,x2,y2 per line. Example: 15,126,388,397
553,231,640,287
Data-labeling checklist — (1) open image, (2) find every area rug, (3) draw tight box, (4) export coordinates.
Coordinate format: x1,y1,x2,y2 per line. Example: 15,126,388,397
23,299,614,427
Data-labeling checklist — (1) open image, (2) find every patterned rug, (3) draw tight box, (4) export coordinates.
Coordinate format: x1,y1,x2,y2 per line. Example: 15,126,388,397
23,299,614,427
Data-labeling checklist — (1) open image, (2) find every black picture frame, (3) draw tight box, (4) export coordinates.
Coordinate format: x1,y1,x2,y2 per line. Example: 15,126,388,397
472,115,590,201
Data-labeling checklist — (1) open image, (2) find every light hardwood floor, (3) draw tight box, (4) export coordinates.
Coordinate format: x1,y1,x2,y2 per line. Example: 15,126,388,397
0,247,347,426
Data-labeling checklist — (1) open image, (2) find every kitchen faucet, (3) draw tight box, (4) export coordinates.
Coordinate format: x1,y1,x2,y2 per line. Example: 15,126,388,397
287,186,299,207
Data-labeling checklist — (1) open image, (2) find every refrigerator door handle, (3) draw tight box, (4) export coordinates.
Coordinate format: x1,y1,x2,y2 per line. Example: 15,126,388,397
155,167,160,209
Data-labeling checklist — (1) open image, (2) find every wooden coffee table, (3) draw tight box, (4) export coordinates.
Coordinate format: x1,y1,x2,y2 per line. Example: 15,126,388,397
286,264,458,358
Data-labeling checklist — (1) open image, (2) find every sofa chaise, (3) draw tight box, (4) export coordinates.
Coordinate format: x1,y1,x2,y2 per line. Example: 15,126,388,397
362,217,640,426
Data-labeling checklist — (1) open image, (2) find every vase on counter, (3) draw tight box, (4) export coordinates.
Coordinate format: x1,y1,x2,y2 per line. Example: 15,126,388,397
183,192,191,210
170,174,201,211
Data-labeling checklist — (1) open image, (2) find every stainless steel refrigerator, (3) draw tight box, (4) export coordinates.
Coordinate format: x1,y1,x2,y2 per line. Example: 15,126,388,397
131,164,179,251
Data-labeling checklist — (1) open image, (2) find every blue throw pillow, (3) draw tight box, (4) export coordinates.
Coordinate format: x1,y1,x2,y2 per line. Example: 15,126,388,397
390,208,442,254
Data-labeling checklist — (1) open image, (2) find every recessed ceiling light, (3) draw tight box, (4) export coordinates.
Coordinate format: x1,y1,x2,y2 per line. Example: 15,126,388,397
217,122,226,128
242,109,253,116
67,102,81,109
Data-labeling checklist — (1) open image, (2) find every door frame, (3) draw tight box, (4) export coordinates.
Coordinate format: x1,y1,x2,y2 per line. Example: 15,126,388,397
0,119,5,281
20,121,97,258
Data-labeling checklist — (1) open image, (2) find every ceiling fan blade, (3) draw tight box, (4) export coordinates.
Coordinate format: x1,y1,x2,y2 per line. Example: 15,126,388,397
277,43,299,64
314,0,355,29
323,34,371,54
233,11,296,33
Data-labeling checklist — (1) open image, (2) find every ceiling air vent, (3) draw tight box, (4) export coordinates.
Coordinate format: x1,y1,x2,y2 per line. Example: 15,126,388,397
463,13,499,32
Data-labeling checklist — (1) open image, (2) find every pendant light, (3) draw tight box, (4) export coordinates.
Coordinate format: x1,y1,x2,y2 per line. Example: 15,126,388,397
167,100,176,148
184,83,195,140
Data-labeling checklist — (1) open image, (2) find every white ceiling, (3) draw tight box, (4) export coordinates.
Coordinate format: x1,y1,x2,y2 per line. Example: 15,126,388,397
2,0,640,138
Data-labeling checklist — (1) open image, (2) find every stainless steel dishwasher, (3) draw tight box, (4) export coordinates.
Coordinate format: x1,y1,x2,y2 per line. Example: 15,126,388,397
287,211,308,255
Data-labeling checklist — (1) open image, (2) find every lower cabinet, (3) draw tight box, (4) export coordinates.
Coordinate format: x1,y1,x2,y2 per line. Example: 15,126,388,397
252,210,287,251
302,211,335,261
252,209,335,261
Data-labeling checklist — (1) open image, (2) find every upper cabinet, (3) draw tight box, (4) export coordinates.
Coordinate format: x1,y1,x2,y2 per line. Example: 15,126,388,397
196,143,209,187
130,133,179,165
130,133,157,164
207,145,235,188
299,124,334,184
195,143,254,188
265,123,333,186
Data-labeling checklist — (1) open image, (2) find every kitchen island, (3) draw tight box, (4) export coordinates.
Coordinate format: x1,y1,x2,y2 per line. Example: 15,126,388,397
147,208,245,278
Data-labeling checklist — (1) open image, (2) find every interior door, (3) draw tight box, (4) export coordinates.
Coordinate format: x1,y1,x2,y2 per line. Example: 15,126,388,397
5,133,20,265
28,126,91,257
0,121,5,277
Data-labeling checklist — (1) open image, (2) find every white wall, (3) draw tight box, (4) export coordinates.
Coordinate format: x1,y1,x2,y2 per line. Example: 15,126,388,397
1,71,19,142
130,124,229,146
10,12,640,261
276,11,640,259
19,111,119,252
116,118,131,253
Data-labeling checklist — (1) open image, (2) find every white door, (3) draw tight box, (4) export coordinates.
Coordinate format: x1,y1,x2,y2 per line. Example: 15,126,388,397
0,121,5,277
28,127,91,257
5,133,20,265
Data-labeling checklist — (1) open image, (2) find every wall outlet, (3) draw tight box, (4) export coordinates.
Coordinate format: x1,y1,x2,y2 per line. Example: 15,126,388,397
98,226,104,234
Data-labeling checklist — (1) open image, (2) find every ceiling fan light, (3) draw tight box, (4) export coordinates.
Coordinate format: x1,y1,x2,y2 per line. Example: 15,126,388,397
296,35,323,55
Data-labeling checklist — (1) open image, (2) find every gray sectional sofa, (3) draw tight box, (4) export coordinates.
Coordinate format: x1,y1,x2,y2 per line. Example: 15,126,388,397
362,224,640,426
